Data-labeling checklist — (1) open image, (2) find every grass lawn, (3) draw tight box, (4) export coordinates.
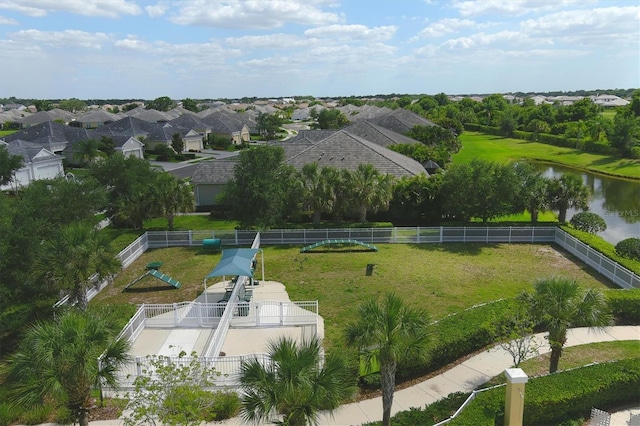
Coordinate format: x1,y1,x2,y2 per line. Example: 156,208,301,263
143,215,239,231
484,340,640,386
456,132,640,179
91,243,614,348
0,129,17,138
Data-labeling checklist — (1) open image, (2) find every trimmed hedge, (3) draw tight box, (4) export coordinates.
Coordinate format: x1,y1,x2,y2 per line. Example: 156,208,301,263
606,288,640,325
397,299,517,381
360,392,471,426
561,226,640,276
616,237,640,261
449,358,640,425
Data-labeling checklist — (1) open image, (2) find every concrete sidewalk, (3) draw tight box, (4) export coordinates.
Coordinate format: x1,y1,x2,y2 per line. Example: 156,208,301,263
80,326,639,426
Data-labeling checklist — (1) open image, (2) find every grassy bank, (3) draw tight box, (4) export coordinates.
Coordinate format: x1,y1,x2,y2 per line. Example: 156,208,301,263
455,132,640,180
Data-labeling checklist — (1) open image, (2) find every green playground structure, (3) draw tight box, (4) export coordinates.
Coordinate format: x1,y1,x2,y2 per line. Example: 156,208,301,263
123,263,181,291
300,239,378,253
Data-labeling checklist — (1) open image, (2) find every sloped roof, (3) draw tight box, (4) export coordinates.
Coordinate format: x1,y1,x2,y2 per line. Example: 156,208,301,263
284,130,427,178
75,109,120,123
146,122,183,142
93,116,156,138
191,158,239,185
18,108,75,125
343,120,419,147
370,109,437,134
284,129,337,144
168,114,209,131
127,108,172,123
4,121,92,150
206,248,259,278
201,111,247,134
6,139,58,162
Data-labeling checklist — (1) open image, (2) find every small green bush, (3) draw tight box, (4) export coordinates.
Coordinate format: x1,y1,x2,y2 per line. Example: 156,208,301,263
570,212,607,234
204,391,242,421
616,238,640,261
606,289,640,324
360,392,470,426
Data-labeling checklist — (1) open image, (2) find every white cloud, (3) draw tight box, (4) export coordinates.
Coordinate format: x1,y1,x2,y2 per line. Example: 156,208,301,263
452,0,594,17
0,14,17,24
521,6,640,46
9,29,111,49
145,2,168,18
441,30,523,50
170,0,342,29
304,24,396,42
0,0,141,18
114,36,152,51
418,18,479,38
225,33,310,50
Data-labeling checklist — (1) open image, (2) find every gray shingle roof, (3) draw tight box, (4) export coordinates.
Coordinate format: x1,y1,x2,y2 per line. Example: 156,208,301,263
284,130,427,178
93,116,156,138
191,158,239,184
343,121,419,147
370,109,437,134
5,139,58,162
75,110,120,123
4,121,92,151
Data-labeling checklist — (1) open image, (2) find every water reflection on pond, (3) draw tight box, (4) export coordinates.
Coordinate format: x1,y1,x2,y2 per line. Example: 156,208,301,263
532,163,640,245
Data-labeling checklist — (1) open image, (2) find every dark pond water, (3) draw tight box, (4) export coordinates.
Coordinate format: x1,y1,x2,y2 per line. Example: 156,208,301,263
532,163,640,245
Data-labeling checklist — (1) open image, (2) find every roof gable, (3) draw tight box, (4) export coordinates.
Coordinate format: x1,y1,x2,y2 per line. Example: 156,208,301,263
191,158,239,184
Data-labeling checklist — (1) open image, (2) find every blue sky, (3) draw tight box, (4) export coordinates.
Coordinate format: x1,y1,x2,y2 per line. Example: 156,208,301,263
0,0,638,100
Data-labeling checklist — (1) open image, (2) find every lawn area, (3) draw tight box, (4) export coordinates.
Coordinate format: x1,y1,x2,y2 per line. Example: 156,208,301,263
0,129,17,138
484,340,640,386
455,132,640,179
92,243,614,348
143,215,239,231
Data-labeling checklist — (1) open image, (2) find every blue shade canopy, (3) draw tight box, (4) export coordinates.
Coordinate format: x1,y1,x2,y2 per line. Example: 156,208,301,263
206,248,259,278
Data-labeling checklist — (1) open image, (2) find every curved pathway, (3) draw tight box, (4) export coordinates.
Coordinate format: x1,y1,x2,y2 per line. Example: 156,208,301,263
85,326,639,426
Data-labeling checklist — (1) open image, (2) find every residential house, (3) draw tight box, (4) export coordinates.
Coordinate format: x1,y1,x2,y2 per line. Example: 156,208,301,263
145,123,204,152
0,140,64,190
72,110,120,129
191,158,238,208
17,109,75,128
200,109,250,145
3,121,92,154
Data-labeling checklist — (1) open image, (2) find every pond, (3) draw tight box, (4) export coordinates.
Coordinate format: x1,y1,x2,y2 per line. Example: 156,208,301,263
533,163,640,245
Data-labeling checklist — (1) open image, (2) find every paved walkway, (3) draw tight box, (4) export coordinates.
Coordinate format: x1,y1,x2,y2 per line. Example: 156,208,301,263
84,325,639,426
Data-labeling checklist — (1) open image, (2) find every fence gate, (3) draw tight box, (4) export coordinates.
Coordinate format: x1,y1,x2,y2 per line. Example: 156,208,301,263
589,408,611,426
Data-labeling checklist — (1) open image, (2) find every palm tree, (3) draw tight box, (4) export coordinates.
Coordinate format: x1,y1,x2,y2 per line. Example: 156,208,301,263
344,293,431,426
2,310,131,426
547,174,591,224
239,336,355,426
350,164,395,223
73,139,105,165
152,173,194,230
518,277,612,373
300,163,332,226
33,222,121,310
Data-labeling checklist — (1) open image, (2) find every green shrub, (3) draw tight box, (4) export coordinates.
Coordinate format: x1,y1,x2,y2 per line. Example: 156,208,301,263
204,391,242,421
561,226,640,275
616,238,640,261
606,289,640,324
449,358,640,425
360,392,470,426
570,212,607,234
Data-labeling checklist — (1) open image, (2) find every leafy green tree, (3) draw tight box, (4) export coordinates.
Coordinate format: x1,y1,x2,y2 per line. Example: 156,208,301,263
58,98,87,113
219,145,294,229
124,352,240,425
146,96,176,111
389,173,442,224
2,310,131,426
239,336,355,426
257,112,284,140
33,99,52,112
569,211,607,234
499,107,519,137
73,139,105,165
0,144,24,187
408,125,460,154
98,136,116,157
606,111,640,157
349,164,395,222
322,167,353,223
152,173,193,230
547,174,590,224
513,162,550,225
441,159,521,223
345,293,430,426
88,154,159,228
615,238,640,260
33,222,121,310
181,97,199,112
526,119,551,141
565,120,587,148
171,132,184,154
480,94,507,126
518,277,612,373
313,109,349,129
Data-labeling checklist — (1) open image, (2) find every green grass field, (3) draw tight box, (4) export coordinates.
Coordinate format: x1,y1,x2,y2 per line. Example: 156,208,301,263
0,129,17,138
455,132,640,179
92,243,614,348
